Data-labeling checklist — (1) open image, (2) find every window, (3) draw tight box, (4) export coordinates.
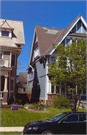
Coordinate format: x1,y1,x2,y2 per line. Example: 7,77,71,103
63,114,78,122
51,85,54,93
0,53,2,59
34,48,39,58
1,31,9,37
56,86,59,93
49,113,66,122
79,113,86,121
29,70,33,78
12,54,15,66
51,85,59,94
10,79,14,91
51,56,56,62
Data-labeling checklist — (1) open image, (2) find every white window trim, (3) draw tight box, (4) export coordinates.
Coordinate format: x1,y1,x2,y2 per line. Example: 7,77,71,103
34,48,39,58
51,84,60,94
4,58,9,67
0,29,12,38
10,78,15,92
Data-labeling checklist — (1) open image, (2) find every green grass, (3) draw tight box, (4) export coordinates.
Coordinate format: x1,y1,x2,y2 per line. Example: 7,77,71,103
1,132,22,135
1,107,86,127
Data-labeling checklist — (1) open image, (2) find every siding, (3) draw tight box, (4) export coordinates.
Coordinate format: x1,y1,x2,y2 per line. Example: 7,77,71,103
77,20,81,33
40,75,46,99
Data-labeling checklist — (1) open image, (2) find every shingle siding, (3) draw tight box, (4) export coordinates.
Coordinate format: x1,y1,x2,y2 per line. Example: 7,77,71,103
40,76,46,99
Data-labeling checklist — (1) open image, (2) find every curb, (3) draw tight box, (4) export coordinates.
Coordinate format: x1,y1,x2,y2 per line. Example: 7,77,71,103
0,127,24,132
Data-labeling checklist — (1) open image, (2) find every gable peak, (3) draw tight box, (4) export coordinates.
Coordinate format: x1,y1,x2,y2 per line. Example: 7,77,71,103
0,19,14,31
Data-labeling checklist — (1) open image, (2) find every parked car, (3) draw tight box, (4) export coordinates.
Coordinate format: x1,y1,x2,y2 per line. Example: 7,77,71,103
22,112,86,134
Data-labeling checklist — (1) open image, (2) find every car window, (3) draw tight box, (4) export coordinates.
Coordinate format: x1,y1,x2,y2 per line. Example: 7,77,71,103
63,114,78,122
79,114,86,121
49,113,66,122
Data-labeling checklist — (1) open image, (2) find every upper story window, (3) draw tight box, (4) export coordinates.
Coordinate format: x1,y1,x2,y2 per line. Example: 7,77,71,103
12,54,15,67
34,48,39,58
10,79,14,91
0,52,2,59
51,56,56,62
1,31,9,37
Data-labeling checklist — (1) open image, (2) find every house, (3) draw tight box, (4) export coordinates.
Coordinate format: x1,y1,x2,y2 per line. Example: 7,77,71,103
16,72,27,93
0,19,25,104
27,14,87,104
15,72,29,105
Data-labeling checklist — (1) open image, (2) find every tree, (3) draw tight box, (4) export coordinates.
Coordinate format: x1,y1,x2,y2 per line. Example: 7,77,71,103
48,38,86,111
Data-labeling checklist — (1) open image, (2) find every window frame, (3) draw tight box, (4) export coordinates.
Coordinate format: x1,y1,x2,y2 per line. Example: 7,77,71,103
10,78,15,92
79,113,86,122
59,113,79,124
0,52,3,59
1,30,9,37
63,114,79,123
34,47,39,58
11,53,16,67
51,84,60,94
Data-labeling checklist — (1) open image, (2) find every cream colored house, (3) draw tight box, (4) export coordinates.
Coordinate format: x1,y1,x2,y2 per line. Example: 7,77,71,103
0,19,25,104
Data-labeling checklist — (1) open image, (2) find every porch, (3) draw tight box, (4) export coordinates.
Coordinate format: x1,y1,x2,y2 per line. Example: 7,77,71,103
0,75,9,105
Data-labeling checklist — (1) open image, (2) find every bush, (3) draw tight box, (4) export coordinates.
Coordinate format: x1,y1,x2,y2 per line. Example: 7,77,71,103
33,103,45,109
53,95,70,108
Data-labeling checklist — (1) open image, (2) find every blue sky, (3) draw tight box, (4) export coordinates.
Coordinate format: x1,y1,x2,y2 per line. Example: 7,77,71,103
1,1,86,74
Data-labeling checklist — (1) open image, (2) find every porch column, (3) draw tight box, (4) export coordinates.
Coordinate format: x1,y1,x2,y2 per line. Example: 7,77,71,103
4,75,8,92
59,87,61,95
3,75,8,105
54,85,56,93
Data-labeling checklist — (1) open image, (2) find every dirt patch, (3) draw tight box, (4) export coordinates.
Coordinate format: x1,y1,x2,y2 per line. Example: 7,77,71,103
25,107,46,112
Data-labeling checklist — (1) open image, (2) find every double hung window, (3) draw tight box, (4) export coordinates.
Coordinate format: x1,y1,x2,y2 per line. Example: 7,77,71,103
12,54,15,66
10,79,14,91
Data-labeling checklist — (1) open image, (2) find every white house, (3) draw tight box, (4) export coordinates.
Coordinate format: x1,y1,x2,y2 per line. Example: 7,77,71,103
27,14,87,104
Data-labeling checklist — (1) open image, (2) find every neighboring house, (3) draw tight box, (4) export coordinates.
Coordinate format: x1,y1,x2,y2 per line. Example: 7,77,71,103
17,72,27,93
15,72,28,105
27,14,87,104
0,19,25,104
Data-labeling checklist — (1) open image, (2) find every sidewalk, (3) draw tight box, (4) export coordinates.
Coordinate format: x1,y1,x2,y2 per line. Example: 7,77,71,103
0,127,24,132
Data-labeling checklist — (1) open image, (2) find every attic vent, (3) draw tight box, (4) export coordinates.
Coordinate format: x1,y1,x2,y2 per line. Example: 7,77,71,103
43,27,59,35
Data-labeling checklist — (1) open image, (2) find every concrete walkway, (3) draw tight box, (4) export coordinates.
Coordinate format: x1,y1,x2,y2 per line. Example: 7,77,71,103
0,127,24,132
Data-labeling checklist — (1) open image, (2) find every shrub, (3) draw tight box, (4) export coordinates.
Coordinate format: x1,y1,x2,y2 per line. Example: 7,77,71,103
33,103,45,109
53,95,70,108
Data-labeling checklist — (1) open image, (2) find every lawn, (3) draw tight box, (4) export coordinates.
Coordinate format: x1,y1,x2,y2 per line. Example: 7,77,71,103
1,107,86,127
1,132,22,135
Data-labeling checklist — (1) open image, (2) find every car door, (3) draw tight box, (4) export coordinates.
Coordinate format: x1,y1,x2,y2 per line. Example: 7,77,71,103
78,113,86,134
58,114,79,134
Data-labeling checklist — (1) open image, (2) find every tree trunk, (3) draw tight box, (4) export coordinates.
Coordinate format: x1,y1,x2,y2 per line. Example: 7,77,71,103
73,84,78,111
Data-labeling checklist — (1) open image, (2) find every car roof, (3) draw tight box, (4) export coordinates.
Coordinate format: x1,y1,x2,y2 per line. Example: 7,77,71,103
63,112,86,115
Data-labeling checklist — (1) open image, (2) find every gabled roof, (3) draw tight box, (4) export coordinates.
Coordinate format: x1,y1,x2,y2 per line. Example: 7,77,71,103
50,14,87,54
0,19,14,31
35,26,64,56
29,14,87,65
0,19,25,46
